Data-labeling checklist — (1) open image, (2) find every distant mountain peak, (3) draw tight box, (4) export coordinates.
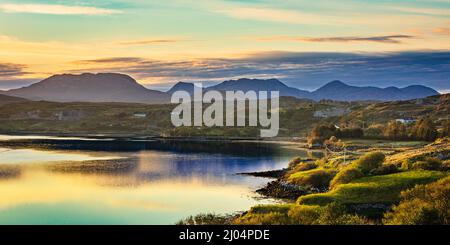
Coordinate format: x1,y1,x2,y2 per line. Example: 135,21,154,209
319,80,349,88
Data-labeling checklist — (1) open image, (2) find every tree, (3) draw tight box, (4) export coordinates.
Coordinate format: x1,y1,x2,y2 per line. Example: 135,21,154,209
307,124,336,146
410,118,437,141
384,120,408,140
441,120,450,138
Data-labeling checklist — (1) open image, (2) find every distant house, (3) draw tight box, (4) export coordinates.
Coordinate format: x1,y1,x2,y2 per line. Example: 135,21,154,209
396,117,416,124
133,112,147,118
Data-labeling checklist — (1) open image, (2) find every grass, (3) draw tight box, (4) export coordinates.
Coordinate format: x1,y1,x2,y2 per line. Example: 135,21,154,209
297,170,447,206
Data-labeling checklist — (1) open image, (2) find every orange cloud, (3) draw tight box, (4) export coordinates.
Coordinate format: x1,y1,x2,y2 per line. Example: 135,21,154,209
118,39,181,46
434,27,450,36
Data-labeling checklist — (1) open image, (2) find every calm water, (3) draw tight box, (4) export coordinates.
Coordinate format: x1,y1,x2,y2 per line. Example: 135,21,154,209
0,135,320,224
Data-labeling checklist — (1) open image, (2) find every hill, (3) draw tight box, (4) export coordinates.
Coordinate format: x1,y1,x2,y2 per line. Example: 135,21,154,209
0,94,28,106
0,73,170,104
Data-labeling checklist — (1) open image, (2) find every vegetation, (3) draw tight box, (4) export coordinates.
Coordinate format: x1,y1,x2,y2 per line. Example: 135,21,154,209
330,167,364,189
232,137,449,225
288,168,337,190
236,202,372,225
351,152,385,174
383,176,450,225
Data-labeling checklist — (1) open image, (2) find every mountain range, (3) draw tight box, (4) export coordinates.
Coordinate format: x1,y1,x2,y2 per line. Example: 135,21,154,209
167,78,439,101
0,73,440,103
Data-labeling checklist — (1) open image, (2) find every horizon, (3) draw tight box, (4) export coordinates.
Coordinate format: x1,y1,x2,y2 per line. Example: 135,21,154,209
0,1,449,92
0,72,446,94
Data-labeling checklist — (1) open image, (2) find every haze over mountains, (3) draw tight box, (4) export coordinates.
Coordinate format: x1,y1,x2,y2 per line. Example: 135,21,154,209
168,78,439,101
0,73,440,104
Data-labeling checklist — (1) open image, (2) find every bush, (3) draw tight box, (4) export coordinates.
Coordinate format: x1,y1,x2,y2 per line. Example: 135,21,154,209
234,212,290,225
412,157,442,171
293,162,318,172
369,164,399,176
442,160,450,171
401,159,413,170
176,213,235,225
330,168,364,189
297,194,335,206
288,205,321,225
316,203,372,225
383,176,450,225
288,169,337,190
288,157,303,168
383,199,440,225
351,152,385,174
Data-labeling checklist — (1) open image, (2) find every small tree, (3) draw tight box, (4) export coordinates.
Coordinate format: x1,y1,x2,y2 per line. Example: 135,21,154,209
384,120,408,140
410,118,437,141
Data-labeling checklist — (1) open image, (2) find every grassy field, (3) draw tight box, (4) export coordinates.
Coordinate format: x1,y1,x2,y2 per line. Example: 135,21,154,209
297,170,446,205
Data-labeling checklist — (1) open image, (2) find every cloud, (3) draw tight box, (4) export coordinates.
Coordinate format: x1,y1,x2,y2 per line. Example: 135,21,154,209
0,63,28,78
67,51,450,92
434,27,450,36
74,57,145,64
118,39,181,46
393,6,450,17
0,3,122,15
256,35,415,44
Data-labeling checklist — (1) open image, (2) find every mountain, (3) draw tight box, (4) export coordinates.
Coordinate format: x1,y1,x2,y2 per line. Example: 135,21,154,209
0,94,28,106
2,74,439,103
207,78,312,98
1,73,170,104
311,80,439,101
167,78,439,101
166,82,196,95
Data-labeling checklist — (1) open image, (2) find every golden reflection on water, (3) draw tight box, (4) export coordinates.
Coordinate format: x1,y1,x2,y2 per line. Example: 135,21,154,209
0,147,280,224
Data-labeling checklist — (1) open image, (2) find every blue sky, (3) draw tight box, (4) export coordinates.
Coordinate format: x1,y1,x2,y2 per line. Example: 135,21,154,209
0,0,449,92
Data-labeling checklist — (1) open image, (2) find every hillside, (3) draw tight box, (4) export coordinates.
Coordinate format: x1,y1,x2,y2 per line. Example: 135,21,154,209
338,94,450,126
0,94,28,106
1,73,170,104
0,94,447,138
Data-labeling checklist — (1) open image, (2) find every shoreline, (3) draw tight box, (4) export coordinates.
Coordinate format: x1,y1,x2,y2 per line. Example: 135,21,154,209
0,132,304,142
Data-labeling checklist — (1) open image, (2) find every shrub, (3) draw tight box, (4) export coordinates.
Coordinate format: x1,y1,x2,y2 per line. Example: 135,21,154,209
369,164,399,176
176,213,234,225
330,167,364,189
288,169,337,190
412,157,442,171
288,205,321,225
383,176,450,225
288,157,303,168
293,162,318,172
316,203,372,225
234,212,290,225
442,160,450,171
351,152,385,174
401,159,413,170
235,204,293,225
383,199,440,225
297,193,335,206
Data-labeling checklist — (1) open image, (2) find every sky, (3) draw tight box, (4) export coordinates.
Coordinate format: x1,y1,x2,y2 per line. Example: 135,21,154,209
0,0,449,92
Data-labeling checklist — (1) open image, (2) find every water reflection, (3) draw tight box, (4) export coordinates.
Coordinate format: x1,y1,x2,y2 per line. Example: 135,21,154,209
0,135,321,224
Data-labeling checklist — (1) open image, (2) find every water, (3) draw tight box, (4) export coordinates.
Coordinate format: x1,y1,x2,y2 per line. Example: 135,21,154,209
0,135,320,224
